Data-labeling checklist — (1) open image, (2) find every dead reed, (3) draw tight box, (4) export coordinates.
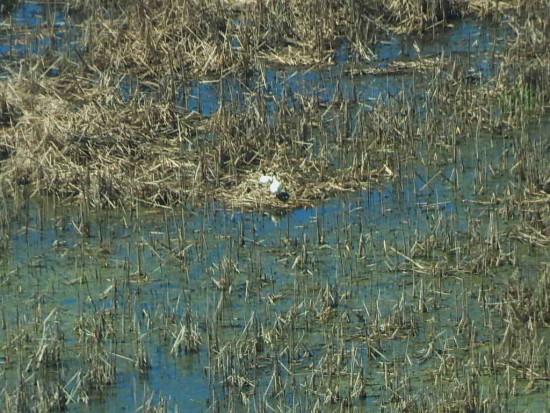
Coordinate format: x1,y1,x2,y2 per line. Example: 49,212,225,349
1,0,546,211
0,67,398,210
65,0,490,77
0,0,548,411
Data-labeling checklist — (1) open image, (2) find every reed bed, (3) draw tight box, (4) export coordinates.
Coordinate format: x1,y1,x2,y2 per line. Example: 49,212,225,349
0,0,549,411
0,0,546,211
0,68,398,209
65,0,501,77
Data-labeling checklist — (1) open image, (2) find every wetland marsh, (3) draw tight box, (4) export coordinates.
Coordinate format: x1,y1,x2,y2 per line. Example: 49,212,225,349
0,1,549,411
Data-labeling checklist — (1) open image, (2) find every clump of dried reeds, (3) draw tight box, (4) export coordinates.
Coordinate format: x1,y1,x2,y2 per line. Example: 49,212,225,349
66,0,477,77
0,64,398,210
0,71,199,207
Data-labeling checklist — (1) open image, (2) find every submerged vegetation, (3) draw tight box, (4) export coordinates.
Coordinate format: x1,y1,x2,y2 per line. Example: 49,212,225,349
0,0,548,411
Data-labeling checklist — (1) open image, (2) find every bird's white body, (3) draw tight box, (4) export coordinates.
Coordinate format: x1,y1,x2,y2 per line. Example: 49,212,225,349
259,175,273,184
269,178,283,194
260,175,285,196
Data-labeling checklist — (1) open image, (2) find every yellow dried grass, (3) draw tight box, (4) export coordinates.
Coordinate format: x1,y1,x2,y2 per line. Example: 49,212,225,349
0,71,392,210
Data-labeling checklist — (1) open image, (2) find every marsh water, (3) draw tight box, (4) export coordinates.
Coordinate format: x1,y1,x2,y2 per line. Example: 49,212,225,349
1,2,549,412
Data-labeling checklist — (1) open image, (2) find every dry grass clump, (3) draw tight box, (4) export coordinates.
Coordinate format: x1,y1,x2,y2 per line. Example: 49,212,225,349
501,0,550,105
79,0,238,76
0,70,393,209
183,98,395,209
67,0,484,76
0,73,196,207
73,0,351,74
379,0,457,34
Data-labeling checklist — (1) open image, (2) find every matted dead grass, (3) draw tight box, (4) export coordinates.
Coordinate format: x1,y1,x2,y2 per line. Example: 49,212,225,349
0,72,199,207
0,71,394,209
66,0,505,77
1,0,547,211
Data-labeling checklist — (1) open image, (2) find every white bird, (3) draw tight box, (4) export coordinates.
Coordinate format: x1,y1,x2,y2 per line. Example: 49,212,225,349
259,174,289,201
269,177,283,194
259,175,273,184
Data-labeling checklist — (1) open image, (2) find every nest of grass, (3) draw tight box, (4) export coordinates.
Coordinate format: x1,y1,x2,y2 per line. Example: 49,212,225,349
217,162,393,211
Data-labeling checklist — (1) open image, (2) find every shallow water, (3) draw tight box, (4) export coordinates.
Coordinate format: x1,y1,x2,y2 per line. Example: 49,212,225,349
1,120,548,411
0,1,80,66
0,3,548,412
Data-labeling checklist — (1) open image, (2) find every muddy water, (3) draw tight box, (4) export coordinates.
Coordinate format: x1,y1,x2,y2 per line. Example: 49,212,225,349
1,3,549,412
